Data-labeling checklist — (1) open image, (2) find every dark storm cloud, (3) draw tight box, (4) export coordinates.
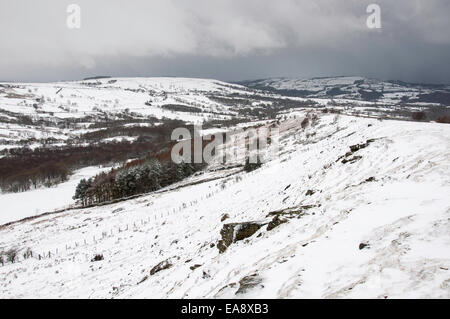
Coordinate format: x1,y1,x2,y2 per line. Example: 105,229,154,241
1,0,449,83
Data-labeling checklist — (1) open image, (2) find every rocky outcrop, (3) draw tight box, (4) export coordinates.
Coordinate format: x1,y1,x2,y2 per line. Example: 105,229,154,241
337,139,376,164
217,221,265,253
235,273,263,295
305,189,316,196
266,215,288,231
265,205,315,231
266,205,314,218
359,242,370,250
217,206,315,252
342,155,362,164
190,264,202,271
349,139,375,153
150,259,173,275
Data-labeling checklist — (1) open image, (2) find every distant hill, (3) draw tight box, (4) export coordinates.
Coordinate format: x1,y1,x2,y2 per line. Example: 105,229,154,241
240,76,450,106
82,75,112,80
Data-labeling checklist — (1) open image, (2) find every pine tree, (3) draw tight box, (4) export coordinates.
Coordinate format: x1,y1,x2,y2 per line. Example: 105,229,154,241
73,178,92,205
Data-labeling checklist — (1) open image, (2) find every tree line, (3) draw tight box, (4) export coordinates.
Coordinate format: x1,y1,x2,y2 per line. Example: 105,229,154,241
73,159,204,206
0,139,175,193
0,119,193,193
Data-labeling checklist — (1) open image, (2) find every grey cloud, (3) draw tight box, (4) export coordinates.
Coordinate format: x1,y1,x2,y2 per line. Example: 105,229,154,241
1,0,449,83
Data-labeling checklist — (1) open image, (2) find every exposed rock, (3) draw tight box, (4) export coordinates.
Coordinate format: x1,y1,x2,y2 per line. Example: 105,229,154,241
339,139,375,164
137,275,148,284
266,205,314,218
342,155,362,164
350,143,365,153
305,189,315,196
350,139,375,152
267,215,288,231
91,254,103,262
359,242,370,250
190,264,202,271
150,259,173,275
235,273,263,295
221,214,230,222
217,221,265,253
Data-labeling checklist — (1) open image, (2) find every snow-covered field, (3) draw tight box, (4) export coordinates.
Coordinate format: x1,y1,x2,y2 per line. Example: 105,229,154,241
0,165,113,226
0,112,448,298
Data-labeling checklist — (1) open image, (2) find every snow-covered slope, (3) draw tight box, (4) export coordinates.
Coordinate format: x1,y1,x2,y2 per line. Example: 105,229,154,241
243,76,450,106
2,76,449,154
0,112,449,298
0,77,252,150
0,165,114,226
0,77,248,123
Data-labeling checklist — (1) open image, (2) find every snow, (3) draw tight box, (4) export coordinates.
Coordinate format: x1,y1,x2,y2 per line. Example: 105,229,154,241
0,77,253,148
102,136,138,143
0,166,112,225
0,112,448,298
3,76,447,153
246,76,450,107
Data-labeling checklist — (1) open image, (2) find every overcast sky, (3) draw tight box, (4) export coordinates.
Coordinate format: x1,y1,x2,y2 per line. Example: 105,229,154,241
1,0,450,83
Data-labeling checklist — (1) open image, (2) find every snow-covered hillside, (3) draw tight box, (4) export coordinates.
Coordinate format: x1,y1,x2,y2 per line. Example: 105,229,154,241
2,76,448,155
0,112,449,298
0,77,248,123
243,76,450,106
0,77,252,150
